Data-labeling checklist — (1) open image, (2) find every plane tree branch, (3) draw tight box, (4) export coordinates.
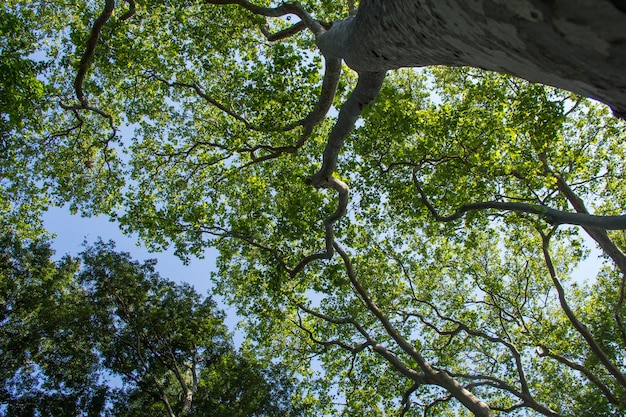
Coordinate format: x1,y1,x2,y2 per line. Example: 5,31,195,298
333,241,495,417
412,172,626,230
307,71,386,187
536,345,626,408
540,230,626,391
74,0,115,105
204,0,324,36
261,21,307,41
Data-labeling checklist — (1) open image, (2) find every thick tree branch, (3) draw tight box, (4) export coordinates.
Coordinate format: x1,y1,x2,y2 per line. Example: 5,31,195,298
539,159,626,346
205,0,324,35
74,0,115,105
261,21,306,41
300,57,342,128
307,71,386,186
413,173,626,230
539,157,626,275
407,302,560,416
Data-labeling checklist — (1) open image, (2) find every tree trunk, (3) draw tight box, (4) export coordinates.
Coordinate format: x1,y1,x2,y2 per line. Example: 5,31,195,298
317,0,626,117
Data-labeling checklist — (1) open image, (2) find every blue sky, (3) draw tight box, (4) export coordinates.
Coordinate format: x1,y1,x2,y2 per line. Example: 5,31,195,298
43,206,216,294
42,205,245,344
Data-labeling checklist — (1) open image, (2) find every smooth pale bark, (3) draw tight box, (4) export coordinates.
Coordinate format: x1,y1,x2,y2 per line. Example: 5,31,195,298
318,0,626,117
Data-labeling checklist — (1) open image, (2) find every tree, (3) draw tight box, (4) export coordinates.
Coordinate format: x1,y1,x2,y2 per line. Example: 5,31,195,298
3,1,626,415
0,231,111,416
0,234,302,416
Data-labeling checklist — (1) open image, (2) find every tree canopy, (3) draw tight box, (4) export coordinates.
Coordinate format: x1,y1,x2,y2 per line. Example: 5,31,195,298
2,1,626,415
0,233,302,416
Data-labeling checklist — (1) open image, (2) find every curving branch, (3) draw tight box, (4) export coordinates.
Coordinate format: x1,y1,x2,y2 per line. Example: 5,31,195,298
300,71,384,265
294,305,372,354
300,57,342,128
538,155,626,274
538,158,626,346
307,71,386,187
333,242,495,417
66,0,128,141
119,0,136,21
261,21,306,41
540,231,626,390
74,0,115,105
205,0,324,36
413,172,626,230
537,345,626,408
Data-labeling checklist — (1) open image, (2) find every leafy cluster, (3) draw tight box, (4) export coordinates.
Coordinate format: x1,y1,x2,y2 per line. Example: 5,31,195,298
0,233,302,416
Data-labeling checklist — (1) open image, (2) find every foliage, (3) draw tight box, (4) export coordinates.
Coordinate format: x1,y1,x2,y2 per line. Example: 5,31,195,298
0,233,301,416
2,1,626,415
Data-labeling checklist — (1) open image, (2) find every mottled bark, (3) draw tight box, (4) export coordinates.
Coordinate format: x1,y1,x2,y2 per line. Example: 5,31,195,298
318,0,626,117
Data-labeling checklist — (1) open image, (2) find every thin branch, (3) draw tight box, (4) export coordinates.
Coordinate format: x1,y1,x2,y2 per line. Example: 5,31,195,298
537,345,626,407
148,55,341,166
540,231,626,390
333,242,495,417
293,306,371,354
296,303,427,382
148,74,271,131
59,100,117,141
424,394,452,417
